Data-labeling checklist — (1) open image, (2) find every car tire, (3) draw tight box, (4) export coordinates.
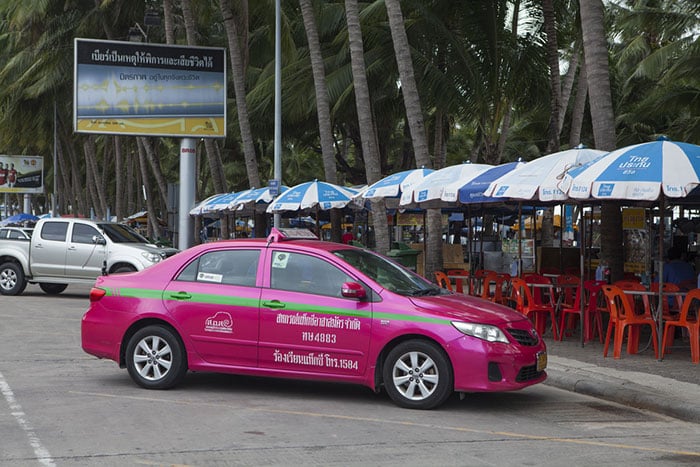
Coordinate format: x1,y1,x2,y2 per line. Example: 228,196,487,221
39,283,68,295
113,265,137,274
0,262,27,296
126,325,187,389
382,339,453,410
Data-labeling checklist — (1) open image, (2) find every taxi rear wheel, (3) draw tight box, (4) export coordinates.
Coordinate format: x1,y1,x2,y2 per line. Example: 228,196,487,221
382,340,453,409
126,325,187,389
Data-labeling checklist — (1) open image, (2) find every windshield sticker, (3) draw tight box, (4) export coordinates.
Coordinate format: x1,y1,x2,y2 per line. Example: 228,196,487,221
197,271,223,283
272,252,289,269
205,312,233,333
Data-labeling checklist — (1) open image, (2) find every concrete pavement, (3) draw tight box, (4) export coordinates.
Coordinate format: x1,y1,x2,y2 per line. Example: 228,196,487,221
543,337,700,423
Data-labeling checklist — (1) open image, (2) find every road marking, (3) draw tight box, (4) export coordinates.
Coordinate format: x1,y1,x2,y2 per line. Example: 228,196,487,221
0,371,55,466
71,390,700,458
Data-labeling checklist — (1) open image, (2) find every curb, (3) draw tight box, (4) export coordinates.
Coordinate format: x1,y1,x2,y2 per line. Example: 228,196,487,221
544,367,700,424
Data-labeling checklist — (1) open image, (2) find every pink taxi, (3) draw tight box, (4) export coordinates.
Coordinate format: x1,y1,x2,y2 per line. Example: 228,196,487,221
81,228,546,409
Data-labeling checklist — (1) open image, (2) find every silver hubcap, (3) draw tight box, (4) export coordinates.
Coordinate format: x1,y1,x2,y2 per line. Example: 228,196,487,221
391,351,438,401
133,335,172,381
0,268,17,291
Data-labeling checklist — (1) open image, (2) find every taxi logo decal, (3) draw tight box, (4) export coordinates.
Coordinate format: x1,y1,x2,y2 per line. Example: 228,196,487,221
205,312,233,334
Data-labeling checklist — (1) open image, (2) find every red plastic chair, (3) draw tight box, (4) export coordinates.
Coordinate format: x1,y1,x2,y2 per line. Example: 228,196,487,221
602,285,659,359
434,271,453,291
446,269,471,294
650,282,682,317
662,288,700,364
584,280,608,343
556,274,583,340
510,277,558,339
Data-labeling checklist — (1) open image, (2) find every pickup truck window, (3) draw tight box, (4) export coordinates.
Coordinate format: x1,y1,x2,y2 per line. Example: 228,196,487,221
98,223,149,243
41,222,69,241
72,223,101,244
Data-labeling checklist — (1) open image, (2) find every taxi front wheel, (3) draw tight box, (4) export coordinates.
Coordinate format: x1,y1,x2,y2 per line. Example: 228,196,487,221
383,340,453,409
126,325,187,389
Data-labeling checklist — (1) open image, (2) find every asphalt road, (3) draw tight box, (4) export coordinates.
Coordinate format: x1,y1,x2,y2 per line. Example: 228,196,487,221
1,283,699,466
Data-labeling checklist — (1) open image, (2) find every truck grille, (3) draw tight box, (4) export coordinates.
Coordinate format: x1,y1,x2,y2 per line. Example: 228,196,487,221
507,328,539,346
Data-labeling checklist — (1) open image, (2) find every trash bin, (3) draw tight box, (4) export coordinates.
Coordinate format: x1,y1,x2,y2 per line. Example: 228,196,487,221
387,247,421,271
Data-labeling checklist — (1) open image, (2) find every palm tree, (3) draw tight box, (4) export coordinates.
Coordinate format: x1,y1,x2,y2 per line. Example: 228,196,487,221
344,0,390,254
384,0,442,276
580,0,621,280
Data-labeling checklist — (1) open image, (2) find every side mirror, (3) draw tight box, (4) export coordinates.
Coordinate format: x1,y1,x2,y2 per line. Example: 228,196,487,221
341,281,367,300
93,235,106,245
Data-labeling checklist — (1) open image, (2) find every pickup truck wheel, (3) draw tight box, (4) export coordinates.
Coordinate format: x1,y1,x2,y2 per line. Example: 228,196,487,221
113,265,137,274
126,325,187,389
0,262,27,296
39,283,68,295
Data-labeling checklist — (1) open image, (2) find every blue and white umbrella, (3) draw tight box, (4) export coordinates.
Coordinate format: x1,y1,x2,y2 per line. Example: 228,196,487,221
486,147,607,202
567,140,700,201
399,163,492,208
457,161,525,204
189,192,237,216
230,186,289,211
360,168,434,208
267,180,359,213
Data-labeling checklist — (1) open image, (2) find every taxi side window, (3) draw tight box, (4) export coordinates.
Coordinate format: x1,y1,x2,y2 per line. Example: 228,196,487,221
176,249,260,287
270,251,352,297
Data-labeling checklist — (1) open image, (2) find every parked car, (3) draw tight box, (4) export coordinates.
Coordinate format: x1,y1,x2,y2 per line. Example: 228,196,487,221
0,218,178,296
81,228,546,409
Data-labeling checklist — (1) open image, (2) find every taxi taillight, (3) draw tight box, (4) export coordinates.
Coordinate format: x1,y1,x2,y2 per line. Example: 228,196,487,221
89,287,107,302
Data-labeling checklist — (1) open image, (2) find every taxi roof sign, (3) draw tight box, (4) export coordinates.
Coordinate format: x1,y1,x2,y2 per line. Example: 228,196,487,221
267,227,319,242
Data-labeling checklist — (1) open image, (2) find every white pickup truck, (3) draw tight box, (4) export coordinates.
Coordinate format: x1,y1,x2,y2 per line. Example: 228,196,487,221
0,218,178,295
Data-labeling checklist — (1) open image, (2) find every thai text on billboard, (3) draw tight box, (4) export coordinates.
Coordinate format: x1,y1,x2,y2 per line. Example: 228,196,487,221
74,38,226,138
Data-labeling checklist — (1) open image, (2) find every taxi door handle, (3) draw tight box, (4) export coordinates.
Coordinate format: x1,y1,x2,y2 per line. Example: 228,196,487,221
262,300,285,309
170,291,192,300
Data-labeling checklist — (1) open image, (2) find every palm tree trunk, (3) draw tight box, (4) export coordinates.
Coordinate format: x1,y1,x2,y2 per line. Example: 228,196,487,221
344,0,390,254
568,59,588,146
300,0,344,242
580,0,621,280
137,138,161,240
220,0,261,189
114,136,124,221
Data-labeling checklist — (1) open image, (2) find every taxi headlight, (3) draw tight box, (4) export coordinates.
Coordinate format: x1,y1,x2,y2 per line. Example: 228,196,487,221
142,251,162,263
452,321,509,343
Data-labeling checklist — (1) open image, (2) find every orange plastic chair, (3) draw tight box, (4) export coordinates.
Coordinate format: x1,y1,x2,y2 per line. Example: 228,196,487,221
480,272,500,302
523,273,556,309
613,280,650,315
510,277,559,339
434,271,453,291
556,275,583,340
650,282,682,317
494,273,512,305
662,288,700,364
446,269,471,294
472,269,496,296
584,280,608,343
602,285,659,359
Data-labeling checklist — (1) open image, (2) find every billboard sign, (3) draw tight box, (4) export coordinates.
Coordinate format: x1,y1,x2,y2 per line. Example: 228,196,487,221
74,38,226,138
0,155,43,194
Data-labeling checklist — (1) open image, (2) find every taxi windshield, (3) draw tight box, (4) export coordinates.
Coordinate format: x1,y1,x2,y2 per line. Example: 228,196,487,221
333,248,441,296
97,223,149,243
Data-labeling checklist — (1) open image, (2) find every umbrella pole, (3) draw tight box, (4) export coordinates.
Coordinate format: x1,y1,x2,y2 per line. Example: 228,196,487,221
517,203,523,277
657,195,665,361
579,203,586,347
